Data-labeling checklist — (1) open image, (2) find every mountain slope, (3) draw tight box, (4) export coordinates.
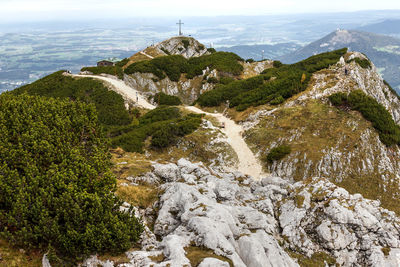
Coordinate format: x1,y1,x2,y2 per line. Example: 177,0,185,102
217,43,301,61
280,29,400,91
242,51,400,214
357,19,400,36
121,37,272,104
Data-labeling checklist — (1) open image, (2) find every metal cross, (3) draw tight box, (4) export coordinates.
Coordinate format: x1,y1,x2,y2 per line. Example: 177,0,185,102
176,20,184,36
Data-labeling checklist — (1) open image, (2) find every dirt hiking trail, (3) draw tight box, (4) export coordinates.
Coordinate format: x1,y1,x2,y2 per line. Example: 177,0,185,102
73,74,266,180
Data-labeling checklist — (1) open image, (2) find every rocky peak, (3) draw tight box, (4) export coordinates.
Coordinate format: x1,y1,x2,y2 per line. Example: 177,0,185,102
126,36,210,66
156,36,210,58
328,29,356,45
286,51,400,123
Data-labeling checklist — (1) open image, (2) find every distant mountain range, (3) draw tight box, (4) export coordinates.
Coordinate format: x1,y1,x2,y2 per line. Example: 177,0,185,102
357,19,400,36
217,43,301,61
279,29,400,91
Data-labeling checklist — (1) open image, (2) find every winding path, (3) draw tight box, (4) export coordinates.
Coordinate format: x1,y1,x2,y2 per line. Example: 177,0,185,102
72,74,265,180
186,106,265,180
71,74,155,110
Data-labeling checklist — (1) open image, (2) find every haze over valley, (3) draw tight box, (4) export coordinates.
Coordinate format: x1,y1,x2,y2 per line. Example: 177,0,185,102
2,10,400,92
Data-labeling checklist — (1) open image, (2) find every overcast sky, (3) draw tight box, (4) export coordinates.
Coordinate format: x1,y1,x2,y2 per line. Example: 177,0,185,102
1,0,400,22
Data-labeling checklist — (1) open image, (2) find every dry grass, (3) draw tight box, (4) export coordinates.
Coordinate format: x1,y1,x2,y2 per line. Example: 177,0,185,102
184,246,233,267
143,46,165,58
0,240,42,267
98,252,131,265
111,148,153,179
246,99,400,215
288,251,336,267
116,182,161,209
148,253,165,263
126,53,151,68
247,100,370,167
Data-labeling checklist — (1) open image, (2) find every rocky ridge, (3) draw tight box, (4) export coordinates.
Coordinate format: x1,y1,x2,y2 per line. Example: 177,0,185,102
126,37,209,67
82,159,400,267
242,52,400,213
123,37,272,104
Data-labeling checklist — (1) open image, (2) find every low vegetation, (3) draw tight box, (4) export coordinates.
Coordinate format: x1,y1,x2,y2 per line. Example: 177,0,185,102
288,251,336,267
116,183,161,209
13,71,132,126
0,94,143,262
329,90,400,146
184,246,233,267
81,65,124,79
247,99,400,215
0,239,42,267
196,48,347,111
124,52,243,82
111,106,203,152
150,92,182,106
347,57,371,69
265,145,291,163
383,80,400,100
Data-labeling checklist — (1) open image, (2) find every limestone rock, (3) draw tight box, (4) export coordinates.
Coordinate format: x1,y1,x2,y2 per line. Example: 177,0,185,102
198,258,230,267
86,159,400,267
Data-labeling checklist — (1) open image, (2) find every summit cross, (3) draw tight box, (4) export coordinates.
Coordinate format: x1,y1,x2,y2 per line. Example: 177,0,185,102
176,20,184,36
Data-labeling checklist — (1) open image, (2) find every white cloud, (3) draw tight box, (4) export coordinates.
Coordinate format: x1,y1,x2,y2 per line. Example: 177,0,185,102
0,0,399,22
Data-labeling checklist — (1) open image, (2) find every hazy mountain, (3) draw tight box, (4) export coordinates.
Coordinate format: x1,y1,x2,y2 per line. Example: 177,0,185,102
216,43,301,61
357,19,400,36
280,29,400,91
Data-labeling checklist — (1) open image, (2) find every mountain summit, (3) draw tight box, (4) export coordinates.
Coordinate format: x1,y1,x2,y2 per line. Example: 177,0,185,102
126,36,210,66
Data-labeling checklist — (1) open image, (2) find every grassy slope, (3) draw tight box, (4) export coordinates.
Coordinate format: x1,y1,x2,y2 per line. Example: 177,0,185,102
0,240,41,267
246,99,400,214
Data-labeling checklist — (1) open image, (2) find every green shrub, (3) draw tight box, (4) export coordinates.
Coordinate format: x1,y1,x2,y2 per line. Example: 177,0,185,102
186,52,243,79
13,71,132,126
0,94,143,261
329,90,400,146
124,55,188,82
160,47,171,55
115,58,129,67
81,65,124,79
112,109,202,152
198,44,205,50
196,48,347,110
328,92,348,106
207,48,216,53
219,76,235,85
152,92,182,106
270,95,285,105
383,80,400,100
182,39,190,49
124,52,243,81
347,57,371,69
207,77,219,84
139,106,181,125
265,145,291,163
246,58,255,63
273,60,283,68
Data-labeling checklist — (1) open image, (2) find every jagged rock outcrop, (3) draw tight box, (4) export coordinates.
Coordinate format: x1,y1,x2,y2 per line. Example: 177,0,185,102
123,37,273,104
243,52,400,212
157,37,209,59
126,37,210,67
280,178,400,266
83,159,400,267
124,70,216,105
287,52,400,123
